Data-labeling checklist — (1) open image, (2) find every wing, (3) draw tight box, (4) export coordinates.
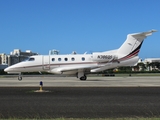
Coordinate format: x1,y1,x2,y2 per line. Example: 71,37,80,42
50,65,98,74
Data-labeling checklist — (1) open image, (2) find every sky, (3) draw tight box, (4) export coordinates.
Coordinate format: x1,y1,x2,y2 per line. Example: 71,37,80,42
0,0,160,59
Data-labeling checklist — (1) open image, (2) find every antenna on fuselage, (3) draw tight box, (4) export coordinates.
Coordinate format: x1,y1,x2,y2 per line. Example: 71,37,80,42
72,51,77,55
84,52,87,54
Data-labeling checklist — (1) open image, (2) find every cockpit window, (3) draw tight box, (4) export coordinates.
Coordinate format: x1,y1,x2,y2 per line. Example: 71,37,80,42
23,57,29,61
28,57,35,61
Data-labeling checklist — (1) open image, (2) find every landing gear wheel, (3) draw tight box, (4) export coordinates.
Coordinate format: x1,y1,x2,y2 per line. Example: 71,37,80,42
18,76,22,81
80,75,87,81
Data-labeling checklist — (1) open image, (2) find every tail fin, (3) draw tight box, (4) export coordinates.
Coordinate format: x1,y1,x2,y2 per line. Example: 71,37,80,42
117,29,157,58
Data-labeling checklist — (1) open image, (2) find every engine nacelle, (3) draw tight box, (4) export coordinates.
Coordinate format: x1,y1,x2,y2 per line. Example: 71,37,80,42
92,53,118,62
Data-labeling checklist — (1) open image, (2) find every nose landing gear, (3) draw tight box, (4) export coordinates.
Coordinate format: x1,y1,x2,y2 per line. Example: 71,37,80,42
18,73,22,81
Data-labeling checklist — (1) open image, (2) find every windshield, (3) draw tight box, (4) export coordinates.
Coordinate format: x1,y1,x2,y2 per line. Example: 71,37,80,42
24,57,35,62
28,57,35,61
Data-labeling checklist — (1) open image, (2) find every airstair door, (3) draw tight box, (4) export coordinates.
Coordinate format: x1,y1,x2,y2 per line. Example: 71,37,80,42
43,55,50,70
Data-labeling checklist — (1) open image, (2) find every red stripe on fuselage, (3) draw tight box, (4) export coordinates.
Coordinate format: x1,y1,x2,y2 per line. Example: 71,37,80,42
118,49,139,61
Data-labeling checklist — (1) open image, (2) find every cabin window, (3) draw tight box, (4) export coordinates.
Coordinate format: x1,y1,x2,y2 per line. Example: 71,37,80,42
71,57,75,61
28,57,35,61
58,58,61,61
64,58,68,61
82,57,85,61
52,58,55,61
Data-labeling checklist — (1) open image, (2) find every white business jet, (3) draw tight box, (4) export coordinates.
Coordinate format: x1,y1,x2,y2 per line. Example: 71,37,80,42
4,30,157,80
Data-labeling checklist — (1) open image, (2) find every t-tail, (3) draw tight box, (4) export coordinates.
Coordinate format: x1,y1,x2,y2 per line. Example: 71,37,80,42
117,29,157,60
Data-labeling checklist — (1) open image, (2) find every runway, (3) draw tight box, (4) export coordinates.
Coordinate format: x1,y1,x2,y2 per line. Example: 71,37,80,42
1,76,160,87
0,76,160,118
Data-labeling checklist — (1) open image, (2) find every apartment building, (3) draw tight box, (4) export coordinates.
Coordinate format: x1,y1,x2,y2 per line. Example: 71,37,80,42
0,49,38,67
7,49,38,66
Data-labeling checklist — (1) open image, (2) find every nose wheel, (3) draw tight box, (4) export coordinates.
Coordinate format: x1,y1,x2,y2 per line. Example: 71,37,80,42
18,76,22,81
18,73,22,81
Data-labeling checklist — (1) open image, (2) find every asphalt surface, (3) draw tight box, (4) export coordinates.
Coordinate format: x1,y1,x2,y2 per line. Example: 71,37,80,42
0,87,160,119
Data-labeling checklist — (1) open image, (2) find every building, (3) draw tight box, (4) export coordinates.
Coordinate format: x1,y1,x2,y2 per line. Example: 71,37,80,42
0,53,8,69
0,49,38,67
49,49,59,55
132,58,160,71
0,53,8,64
0,64,8,70
7,49,38,66
143,58,160,63
10,49,38,56
142,58,160,71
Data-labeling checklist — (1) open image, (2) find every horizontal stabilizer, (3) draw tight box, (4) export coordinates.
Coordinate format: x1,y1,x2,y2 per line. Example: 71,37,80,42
130,29,157,37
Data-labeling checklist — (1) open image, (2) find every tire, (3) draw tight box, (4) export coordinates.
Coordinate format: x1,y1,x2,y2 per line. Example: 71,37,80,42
18,76,22,81
80,75,87,81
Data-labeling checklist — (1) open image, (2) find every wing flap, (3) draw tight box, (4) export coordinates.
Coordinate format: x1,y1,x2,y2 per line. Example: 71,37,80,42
56,65,93,72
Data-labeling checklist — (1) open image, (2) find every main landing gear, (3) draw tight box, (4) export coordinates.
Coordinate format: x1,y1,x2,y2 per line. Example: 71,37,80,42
80,75,87,81
77,72,87,81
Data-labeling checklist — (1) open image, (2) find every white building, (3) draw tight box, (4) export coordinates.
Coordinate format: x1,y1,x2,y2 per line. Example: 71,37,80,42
0,53,8,69
49,49,59,55
7,49,38,66
0,49,38,67
142,58,160,71
143,58,160,64
0,53,8,64
10,49,38,56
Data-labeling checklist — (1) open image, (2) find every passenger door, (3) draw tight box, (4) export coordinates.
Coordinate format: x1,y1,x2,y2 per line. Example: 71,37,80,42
42,55,50,70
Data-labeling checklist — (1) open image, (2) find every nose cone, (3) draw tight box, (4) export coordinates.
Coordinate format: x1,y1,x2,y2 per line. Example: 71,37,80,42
4,65,22,74
4,67,9,72
4,66,12,72
4,64,19,72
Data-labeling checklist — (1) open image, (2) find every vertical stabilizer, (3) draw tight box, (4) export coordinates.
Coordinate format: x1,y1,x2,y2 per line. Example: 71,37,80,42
117,30,157,58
